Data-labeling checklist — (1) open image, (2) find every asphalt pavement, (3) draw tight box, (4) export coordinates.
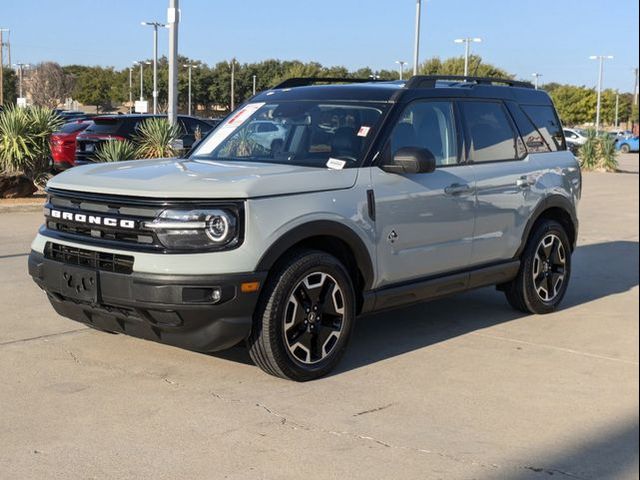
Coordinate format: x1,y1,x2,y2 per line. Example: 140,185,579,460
0,154,638,480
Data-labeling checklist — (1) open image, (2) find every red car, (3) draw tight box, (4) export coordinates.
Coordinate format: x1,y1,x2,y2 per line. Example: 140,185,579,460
50,120,93,171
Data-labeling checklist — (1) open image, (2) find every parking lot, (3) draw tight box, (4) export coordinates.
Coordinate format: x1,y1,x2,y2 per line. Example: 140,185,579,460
0,155,638,480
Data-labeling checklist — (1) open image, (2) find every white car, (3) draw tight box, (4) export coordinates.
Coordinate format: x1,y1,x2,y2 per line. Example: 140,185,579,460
246,121,288,149
563,128,588,145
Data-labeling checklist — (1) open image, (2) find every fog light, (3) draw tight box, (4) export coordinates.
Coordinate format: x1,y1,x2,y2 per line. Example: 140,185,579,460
211,288,222,303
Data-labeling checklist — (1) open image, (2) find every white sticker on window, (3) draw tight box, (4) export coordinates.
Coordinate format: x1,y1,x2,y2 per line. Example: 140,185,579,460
193,102,265,155
357,126,371,137
326,158,346,170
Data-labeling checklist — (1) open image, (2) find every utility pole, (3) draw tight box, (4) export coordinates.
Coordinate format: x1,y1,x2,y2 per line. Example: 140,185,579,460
0,28,9,106
614,90,619,129
634,67,639,106
413,0,421,76
183,63,198,116
229,59,236,111
590,55,613,134
252,74,256,96
141,21,166,114
454,37,482,77
167,0,179,125
531,73,542,90
13,63,28,98
395,60,407,80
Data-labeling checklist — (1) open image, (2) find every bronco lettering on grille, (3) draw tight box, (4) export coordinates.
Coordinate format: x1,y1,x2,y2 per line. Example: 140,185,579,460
49,209,136,229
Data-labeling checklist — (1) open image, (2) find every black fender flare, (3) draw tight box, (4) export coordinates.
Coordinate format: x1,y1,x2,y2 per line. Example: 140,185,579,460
255,220,375,290
515,194,578,257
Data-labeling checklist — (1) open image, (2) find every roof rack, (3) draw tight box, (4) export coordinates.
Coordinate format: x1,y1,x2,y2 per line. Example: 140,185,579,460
273,77,378,89
404,75,534,89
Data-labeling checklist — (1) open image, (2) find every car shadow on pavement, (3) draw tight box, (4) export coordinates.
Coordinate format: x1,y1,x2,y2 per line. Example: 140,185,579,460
211,241,639,371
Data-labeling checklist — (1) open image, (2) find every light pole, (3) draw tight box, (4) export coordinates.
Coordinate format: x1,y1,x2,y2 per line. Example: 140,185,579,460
614,90,619,129
183,63,199,116
252,74,257,96
229,59,236,111
454,37,482,77
531,73,543,90
167,0,179,126
590,55,613,134
141,21,166,114
395,60,407,80
13,62,29,98
128,66,133,113
0,28,10,105
134,61,151,102
413,0,422,76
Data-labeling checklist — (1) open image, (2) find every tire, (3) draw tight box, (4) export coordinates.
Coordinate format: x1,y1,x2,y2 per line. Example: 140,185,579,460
247,249,356,381
620,144,630,154
504,220,571,314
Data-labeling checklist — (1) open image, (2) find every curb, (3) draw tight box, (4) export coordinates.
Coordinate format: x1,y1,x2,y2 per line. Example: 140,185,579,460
0,203,45,214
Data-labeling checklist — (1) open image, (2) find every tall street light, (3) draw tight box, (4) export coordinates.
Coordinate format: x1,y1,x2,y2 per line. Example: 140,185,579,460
229,59,237,111
134,61,151,102
454,37,482,77
183,63,199,116
167,0,180,126
412,0,422,76
128,65,133,113
395,60,407,80
252,74,257,96
589,55,613,133
531,73,543,90
13,62,29,98
141,21,166,114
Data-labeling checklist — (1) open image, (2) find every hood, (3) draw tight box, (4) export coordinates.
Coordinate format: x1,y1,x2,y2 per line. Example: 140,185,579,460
47,158,359,199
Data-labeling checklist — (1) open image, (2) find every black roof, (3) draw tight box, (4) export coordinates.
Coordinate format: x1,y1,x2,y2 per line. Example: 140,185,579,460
253,76,552,106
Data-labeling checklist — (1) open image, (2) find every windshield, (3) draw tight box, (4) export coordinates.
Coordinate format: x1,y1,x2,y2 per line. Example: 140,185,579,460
190,101,387,168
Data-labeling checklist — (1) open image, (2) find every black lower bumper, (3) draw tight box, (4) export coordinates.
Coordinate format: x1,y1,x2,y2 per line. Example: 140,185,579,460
28,251,267,352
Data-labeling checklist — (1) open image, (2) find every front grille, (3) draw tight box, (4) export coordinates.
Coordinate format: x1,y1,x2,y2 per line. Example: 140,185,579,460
45,242,134,274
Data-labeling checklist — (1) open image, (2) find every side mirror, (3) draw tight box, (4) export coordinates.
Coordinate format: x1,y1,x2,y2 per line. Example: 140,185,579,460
380,147,437,174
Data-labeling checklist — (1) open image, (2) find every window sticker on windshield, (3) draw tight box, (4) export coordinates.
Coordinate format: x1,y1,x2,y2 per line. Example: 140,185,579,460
326,158,346,170
193,102,265,155
357,126,371,137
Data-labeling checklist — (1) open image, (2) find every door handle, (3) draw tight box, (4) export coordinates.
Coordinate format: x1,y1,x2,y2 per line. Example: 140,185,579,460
516,176,534,189
444,183,472,196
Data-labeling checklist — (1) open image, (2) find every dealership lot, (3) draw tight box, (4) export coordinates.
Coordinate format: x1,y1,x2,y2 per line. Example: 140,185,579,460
0,155,638,480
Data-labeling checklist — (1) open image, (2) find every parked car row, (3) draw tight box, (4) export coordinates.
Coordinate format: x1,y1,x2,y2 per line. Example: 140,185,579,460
562,127,639,154
50,113,222,171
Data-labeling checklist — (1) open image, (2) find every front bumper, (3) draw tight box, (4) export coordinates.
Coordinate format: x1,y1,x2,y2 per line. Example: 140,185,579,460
28,251,267,352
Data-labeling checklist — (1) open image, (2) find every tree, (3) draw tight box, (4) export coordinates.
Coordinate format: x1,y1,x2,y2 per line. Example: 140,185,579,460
1,67,18,105
28,62,75,108
419,55,513,78
64,65,124,113
545,84,596,126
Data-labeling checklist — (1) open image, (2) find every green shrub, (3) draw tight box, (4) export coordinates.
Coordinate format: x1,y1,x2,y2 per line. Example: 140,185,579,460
0,105,63,177
598,134,618,172
94,139,138,163
133,118,182,159
579,129,598,170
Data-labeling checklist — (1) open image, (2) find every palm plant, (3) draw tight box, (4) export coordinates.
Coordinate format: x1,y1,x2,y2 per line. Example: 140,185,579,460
579,129,598,170
133,118,182,159
598,134,618,172
0,105,63,177
94,139,138,163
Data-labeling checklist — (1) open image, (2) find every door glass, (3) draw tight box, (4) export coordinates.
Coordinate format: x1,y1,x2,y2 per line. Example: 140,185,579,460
389,101,458,166
462,101,517,162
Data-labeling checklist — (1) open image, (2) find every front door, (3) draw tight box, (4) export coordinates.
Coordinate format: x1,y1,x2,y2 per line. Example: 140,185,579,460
372,100,476,288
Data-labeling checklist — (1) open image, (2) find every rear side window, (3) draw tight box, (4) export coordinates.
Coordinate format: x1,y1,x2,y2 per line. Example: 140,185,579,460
461,101,518,163
85,119,121,135
506,103,550,153
521,105,565,151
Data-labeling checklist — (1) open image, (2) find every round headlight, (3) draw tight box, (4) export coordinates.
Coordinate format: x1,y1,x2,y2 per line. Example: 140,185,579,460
206,214,230,242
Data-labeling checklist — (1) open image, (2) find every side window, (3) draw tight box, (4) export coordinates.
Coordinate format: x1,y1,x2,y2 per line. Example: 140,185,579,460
461,101,518,163
522,105,565,151
388,101,458,166
507,102,550,153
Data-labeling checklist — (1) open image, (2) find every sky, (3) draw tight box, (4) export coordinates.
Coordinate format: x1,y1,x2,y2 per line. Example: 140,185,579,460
2,0,638,92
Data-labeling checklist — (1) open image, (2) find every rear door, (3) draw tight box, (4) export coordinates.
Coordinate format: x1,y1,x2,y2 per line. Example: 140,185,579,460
372,99,476,287
459,100,544,266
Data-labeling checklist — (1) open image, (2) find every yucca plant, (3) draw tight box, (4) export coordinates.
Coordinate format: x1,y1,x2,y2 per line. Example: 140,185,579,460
94,139,138,163
133,118,182,159
579,129,598,170
598,134,618,172
0,105,63,177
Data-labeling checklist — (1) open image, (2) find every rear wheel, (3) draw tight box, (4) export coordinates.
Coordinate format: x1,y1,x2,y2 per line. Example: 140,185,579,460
247,250,356,381
504,220,571,314
620,143,630,154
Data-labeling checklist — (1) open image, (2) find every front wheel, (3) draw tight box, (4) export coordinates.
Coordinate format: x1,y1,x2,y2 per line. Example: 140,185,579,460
504,220,572,314
620,143,631,154
247,250,356,381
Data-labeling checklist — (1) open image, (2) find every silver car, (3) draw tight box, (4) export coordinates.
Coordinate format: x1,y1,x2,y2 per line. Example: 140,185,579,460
29,75,580,381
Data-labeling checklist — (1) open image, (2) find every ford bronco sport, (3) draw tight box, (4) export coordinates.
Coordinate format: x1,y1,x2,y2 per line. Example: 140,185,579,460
29,75,580,381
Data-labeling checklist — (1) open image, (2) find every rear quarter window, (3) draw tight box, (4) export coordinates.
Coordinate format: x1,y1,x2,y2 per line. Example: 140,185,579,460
521,105,565,151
